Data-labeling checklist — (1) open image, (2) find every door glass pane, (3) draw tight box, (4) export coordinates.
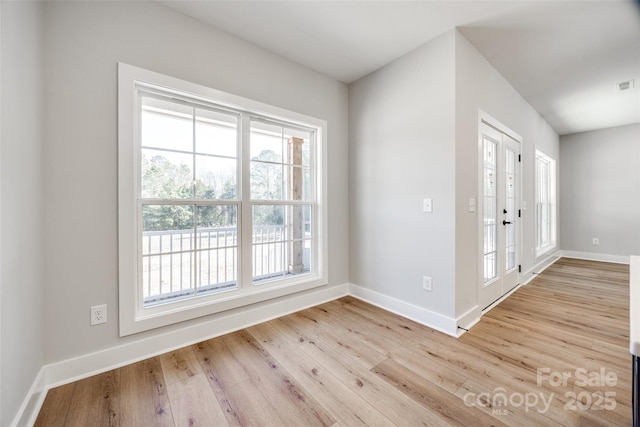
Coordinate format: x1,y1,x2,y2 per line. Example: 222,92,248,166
483,136,498,283
505,147,516,271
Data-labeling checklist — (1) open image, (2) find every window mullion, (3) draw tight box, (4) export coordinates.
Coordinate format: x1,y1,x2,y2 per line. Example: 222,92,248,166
240,113,253,289
191,107,199,298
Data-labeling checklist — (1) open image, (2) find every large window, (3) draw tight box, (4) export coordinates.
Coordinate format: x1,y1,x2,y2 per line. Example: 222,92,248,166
535,150,557,257
118,64,327,336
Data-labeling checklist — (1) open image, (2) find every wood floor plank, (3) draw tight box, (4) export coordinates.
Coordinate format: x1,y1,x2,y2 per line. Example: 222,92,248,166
221,329,336,426
248,321,396,426
372,357,508,427
222,379,287,426
119,357,174,427
279,310,388,370
387,346,469,394
192,337,254,426
271,313,462,426
165,373,228,427
63,370,120,427
159,346,204,386
34,382,75,427
193,336,250,394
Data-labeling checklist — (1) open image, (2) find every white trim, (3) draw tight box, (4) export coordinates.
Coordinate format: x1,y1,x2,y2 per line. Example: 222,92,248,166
9,368,45,427
476,110,524,309
481,282,522,315
629,256,639,355
534,149,557,257
559,250,630,265
478,110,523,144
17,283,348,426
522,251,562,285
118,63,329,336
456,305,481,335
347,283,459,337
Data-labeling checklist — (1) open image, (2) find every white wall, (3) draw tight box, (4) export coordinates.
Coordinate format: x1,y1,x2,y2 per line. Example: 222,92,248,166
560,123,640,258
43,1,349,363
454,30,559,319
349,31,457,325
1,1,46,425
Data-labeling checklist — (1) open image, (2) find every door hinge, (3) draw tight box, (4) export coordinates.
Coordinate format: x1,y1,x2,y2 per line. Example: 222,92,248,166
518,265,522,273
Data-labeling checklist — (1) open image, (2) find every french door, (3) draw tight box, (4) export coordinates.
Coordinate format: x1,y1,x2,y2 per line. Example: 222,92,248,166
480,121,521,309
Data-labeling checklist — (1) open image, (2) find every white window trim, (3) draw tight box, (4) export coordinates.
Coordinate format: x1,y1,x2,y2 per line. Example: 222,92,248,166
535,149,557,258
118,63,328,336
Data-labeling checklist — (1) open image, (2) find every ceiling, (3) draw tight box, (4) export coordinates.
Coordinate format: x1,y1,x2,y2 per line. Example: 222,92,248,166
159,1,640,135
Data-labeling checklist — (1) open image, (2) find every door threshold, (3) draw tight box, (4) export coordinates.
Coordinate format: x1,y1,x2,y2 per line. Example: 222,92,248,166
482,283,521,315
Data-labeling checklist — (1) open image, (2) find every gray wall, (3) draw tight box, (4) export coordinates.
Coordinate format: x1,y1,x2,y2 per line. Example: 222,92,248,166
454,31,559,317
560,123,640,257
43,1,349,363
1,2,46,425
349,31,457,319
349,29,560,326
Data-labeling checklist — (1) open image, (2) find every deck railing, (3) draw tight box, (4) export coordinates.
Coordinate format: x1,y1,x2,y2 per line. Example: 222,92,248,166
142,225,309,305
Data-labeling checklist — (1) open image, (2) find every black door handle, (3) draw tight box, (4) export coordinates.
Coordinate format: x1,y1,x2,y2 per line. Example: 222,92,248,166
503,220,512,225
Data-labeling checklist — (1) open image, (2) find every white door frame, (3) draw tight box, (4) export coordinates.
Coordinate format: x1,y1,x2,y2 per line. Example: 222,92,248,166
477,110,523,311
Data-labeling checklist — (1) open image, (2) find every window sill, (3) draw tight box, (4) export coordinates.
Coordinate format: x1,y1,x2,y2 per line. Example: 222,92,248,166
536,244,558,259
120,274,327,336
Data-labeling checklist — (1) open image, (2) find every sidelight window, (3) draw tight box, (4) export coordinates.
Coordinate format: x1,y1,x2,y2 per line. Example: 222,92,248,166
535,150,556,256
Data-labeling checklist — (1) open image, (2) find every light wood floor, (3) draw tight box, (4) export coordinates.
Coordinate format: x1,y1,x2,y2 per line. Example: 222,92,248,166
35,258,632,426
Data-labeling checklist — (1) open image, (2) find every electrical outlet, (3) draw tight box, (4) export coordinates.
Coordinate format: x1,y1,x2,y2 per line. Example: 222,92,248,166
91,304,107,326
423,276,432,292
423,198,433,213
592,238,600,245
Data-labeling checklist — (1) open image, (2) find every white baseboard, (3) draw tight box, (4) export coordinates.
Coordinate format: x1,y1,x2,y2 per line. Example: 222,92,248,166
456,305,481,335
559,250,630,265
15,283,348,427
11,368,46,427
347,283,458,337
481,283,524,316
523,252,562,285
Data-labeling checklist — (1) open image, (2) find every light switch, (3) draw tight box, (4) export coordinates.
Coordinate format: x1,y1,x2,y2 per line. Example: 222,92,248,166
468,197,476,213
423,198,433,213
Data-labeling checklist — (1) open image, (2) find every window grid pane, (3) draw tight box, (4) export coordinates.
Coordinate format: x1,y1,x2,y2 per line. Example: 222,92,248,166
505,147,517,271
252,204,313,284
483,137,498,283
249,120,313,202
142,204,238,306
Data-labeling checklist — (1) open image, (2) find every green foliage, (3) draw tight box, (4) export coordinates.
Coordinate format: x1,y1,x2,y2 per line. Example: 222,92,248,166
141,154,235,231
141,150,287,231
